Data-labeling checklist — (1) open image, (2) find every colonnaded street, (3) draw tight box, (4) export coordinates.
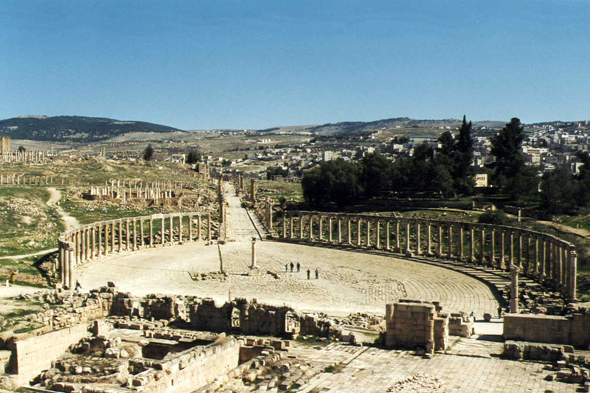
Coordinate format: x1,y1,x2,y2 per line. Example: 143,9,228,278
79,185,499,317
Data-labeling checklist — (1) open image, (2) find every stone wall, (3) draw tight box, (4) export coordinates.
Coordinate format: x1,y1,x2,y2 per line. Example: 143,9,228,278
504,313,590,348
129,337,240,393
385,300,450,354
6,324,90,386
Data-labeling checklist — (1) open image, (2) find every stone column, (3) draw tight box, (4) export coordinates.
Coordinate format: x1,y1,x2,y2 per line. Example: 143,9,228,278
396,220,401,252
207,214,212,242
125,220,130,251
188,215,193,241
169,216,173,244
510,265,519,313
405,221,411,254
198,215,202,241
569,248,578,301
509,231,514,267
290,216,295,239
518,233,523,269
357,218,362,246
133,219,138,249
534,237,539,274
328,216,333,243
98,224,103,256
318,215,323,241
415,221,421,255
161,217,165,245
309,215,314,241
541,239,547,276
347,218,352,244
251,238,257,268
469,226,474,263
562,246,567,287
448,225,453,259
179,216,183,243
118,221,123,252
375,219,380,249
67,248,74,289
386,221,391,250
490,230,495,267
140,219,144,246
91,227,96,259
437,224,443,257
282,215,287,238
110,221,115,253
299,216,303,240
337,217,342,244
149,219,154,245
480,228,485,265
74,231,80,264
366,219,371,247
459,226,464,261
500,231,505,269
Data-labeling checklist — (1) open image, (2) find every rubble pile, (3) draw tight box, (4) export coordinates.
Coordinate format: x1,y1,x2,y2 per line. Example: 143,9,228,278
5,198,43,217
386,374,444,392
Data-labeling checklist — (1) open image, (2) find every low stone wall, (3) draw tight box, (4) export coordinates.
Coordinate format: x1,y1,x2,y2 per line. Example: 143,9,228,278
279,211,578,300
6,324,90,386
129,337,240,393
504,312,590,348
57,211,217,289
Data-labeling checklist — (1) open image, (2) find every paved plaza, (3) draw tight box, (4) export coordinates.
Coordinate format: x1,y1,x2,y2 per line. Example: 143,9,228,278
292,341,578,393
79,185,499,317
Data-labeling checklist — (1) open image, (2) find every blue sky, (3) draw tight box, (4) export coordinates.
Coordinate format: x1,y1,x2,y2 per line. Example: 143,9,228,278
1,1,589,129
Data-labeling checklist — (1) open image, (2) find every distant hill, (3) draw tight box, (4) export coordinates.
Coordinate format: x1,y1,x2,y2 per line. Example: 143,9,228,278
259,117,508,135
0,115,183,142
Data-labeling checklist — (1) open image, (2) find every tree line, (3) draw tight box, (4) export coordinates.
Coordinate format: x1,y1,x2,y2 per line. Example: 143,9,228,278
302,116,590,215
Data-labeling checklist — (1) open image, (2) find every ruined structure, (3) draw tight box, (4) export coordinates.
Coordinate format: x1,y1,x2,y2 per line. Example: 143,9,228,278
0,286,340,391
385,300,473,355
0,136,9,153
0,174,65,186
279,212,578,300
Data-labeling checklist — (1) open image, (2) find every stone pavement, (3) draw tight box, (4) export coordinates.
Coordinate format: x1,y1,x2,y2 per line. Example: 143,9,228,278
291,341,579,392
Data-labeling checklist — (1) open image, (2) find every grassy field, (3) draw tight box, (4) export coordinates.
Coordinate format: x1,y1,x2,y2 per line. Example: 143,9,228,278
0,187,64,257
256,180,303,203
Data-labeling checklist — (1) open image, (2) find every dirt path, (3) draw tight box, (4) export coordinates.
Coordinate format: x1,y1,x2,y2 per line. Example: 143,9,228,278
46,187,80,230
534,220,590,238
0,188,79,261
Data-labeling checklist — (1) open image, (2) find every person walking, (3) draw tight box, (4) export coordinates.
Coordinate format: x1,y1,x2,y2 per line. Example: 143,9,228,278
290,262,294,272
285,263,288,272
307,269,311,279
297,262,300,272
315,268,319,279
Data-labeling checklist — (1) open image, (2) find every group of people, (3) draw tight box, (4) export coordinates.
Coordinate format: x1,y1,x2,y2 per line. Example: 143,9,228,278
285,262,320,279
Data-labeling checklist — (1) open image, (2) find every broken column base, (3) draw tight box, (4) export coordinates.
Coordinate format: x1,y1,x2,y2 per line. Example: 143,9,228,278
248,267,261,276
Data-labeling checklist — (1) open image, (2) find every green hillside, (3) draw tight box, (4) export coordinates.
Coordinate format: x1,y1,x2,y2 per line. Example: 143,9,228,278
0,115,183,142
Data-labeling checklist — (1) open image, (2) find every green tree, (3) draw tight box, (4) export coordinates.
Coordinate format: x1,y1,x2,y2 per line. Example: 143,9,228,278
17,145,26,152
540,169,577,214
143,144,155,161
186,151,201,164
302,159,362,207
490,118,525,186
453,115,475,195
360,152,392,198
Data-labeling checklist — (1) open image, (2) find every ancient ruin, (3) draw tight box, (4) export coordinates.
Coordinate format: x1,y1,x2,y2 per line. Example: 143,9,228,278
1,177,590,393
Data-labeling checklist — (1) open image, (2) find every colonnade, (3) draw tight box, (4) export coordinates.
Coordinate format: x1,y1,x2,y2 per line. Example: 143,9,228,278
58,212,214,289
1,150,47,163
0,174,64,185
280,212,578,300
